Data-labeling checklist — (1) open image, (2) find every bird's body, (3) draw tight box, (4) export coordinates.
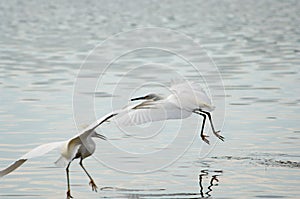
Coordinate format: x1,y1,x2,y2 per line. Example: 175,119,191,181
114,80,223,144
0,112,117,199
55,129,99,167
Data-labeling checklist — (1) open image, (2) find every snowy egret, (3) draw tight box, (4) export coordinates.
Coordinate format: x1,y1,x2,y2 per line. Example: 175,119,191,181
0,113,117,198
114,80,223,144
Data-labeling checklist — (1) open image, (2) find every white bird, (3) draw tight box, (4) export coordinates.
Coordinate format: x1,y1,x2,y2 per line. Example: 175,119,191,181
0,112,117,199
114,80,224,144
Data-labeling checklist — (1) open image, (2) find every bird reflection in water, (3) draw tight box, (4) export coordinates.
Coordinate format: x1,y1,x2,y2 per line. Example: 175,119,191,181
199,169,222,198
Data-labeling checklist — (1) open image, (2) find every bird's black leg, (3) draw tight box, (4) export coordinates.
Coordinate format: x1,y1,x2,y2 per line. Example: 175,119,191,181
193,110,210,144
79,158,98,192
66,161,73,199
200,110,224,141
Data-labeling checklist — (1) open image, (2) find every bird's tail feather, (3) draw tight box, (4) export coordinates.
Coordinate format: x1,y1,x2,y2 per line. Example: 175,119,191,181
54,156,68,168
0,159,27,177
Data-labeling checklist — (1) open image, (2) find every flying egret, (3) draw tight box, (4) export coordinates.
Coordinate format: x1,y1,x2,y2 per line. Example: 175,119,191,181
114,80,223,144
0,112,117,199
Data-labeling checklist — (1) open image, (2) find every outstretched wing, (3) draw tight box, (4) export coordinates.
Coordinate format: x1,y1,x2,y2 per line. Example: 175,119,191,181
74,112,118,140
114,100,191,126
170,80,214,111
0,141,65,177
20,141,66,159
170,80,205,95
0,112,117,178
0,159,26,177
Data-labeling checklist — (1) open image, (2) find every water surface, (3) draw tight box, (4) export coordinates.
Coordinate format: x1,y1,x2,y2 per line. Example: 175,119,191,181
0,0,299,198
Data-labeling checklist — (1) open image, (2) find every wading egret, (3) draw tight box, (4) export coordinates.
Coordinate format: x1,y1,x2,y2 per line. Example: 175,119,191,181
114,80,223,144
0,113,117,198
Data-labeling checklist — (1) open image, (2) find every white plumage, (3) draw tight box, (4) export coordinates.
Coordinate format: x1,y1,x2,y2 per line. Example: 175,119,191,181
0,112,117,199
114,80,223,144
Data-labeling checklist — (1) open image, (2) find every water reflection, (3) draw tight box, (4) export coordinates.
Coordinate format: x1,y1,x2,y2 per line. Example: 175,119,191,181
99,169,223,198
199,169,222,198
100,169,223,199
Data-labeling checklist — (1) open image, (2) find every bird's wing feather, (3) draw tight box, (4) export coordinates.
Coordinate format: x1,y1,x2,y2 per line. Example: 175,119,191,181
74,112,118,140
170,80,214,111
170,80,205,95
115,101,191,126
20,141,66,159
65,137,82,160
54,156,68,168
0,111,117,178
0,141,65,177
55,138,81,166
0,159,27,177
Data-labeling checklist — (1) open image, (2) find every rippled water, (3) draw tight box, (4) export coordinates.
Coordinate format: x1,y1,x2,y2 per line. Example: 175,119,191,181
0,0,299,198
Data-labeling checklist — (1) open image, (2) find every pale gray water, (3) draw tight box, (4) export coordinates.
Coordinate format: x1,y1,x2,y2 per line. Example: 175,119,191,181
0,0,299,198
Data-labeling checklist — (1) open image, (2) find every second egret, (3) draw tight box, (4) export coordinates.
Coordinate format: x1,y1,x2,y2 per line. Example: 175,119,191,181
0,113,117,198
114,80,223,144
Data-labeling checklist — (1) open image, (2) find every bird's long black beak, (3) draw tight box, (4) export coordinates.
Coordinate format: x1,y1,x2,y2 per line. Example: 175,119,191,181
95,133,107,140
131,96,146,101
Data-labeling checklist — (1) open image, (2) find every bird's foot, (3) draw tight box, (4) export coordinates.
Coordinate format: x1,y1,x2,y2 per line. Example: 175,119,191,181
89,180,98,192
66,190,73,199
201,134,210,145
213,130,224,141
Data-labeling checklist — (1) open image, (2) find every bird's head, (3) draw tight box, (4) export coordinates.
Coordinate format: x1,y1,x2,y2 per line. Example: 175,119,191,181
131,93,162,101
91,131,107,140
